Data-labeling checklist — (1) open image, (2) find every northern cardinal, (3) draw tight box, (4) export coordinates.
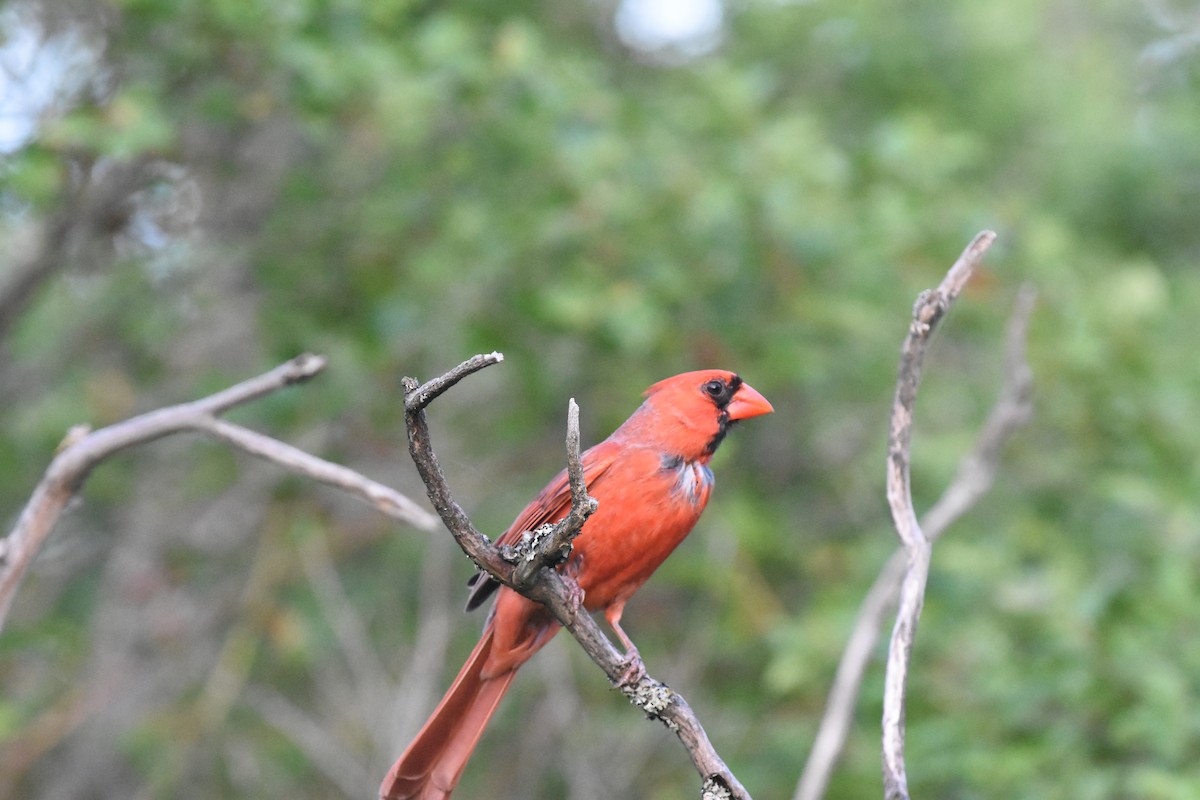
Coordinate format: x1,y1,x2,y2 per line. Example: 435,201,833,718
380,370,773,799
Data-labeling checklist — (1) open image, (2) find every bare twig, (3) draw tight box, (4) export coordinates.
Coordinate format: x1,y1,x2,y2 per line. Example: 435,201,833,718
795,555,906,800
794,281,1034,800
401,356,752,799
199,418,436,528
881,230,997,800
401,372,511,580
508,399,600,589
0,354,438,630
556,399,599,550
403,352,504,413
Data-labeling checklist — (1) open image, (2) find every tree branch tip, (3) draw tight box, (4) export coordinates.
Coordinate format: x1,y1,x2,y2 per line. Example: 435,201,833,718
972,228,998,248
960,229,998,273
403,353,506,412
960,229,997,265
286,352,327,380
933,230,1000,303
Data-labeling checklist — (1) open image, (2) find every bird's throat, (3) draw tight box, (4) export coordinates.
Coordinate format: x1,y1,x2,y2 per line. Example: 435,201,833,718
660,454,714,505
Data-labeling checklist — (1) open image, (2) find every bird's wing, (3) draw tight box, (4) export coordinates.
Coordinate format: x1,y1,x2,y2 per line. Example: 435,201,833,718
464,439,622,611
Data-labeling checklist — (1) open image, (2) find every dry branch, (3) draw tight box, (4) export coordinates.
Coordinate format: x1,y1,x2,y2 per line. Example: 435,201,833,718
882,230,998,800
794,280,1034,800
401,355,751,799
0,353,438,631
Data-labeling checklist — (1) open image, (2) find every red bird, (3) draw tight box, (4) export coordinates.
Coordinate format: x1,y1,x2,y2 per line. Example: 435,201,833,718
380,370,773,800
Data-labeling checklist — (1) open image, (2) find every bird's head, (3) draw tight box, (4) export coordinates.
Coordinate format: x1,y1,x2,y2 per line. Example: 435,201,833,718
623,369,773,461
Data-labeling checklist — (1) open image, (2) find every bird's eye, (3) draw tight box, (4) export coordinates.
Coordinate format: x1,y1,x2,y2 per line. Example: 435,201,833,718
703,379,725,398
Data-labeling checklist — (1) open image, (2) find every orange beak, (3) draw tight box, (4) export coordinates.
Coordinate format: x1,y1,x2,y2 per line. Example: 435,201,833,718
726,381,774,421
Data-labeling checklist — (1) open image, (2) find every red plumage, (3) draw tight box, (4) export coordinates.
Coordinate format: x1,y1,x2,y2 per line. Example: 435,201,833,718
380,370,773,799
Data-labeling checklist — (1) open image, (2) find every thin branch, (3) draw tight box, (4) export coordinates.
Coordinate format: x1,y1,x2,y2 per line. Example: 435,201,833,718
404,352,504,413
401,372,510,580
794,281,1034,800
0,354,438,631
508,399,600,590
795,554,905,800
200,418,437,529
559,399,598,545
401,357,751,799
882,230,996,800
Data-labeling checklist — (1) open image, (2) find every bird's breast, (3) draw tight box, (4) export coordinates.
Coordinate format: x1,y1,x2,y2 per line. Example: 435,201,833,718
569,447,713,610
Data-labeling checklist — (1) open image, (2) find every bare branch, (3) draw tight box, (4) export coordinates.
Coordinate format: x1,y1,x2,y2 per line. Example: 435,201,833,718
508,399,600,589
404,352,504,413
561,398,598,541
401,370,510,580
795,554,906,800
0,353,437,630
199,418,438,529
794,280,1034,800
882,230,996,800
401,358,752,799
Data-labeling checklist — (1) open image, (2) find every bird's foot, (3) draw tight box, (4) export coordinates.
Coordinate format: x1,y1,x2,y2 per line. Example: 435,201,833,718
614,645,646,687
563,580,585,618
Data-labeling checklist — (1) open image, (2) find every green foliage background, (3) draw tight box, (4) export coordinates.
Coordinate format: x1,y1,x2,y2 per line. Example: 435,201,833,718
2,0,1199,797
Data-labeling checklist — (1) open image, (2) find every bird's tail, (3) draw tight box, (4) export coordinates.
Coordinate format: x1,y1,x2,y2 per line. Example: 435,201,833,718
379,626,517,800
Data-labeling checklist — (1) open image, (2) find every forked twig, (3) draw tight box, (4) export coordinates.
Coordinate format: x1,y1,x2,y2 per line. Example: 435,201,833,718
0,354,438,630
794,280,1034,800
882,230,997,800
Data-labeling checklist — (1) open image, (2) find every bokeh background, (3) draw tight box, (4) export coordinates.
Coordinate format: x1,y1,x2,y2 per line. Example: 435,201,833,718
2,1,1199,798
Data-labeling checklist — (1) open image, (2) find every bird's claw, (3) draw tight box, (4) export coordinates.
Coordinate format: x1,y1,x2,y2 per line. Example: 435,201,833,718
564,581,585,617
615,645,646,687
